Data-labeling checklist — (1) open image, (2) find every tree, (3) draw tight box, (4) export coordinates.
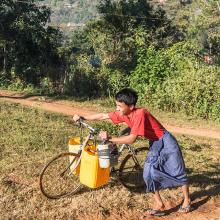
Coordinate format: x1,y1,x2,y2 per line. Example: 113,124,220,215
0,0,62,85
87,0,182,72
154,0,220,64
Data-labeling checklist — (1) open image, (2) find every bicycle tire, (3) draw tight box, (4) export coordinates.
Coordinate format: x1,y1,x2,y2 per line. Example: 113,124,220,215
39,152,82,199
119,147,147,190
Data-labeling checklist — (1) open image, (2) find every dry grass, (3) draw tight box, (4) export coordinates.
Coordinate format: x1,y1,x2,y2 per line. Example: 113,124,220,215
0,101,220,219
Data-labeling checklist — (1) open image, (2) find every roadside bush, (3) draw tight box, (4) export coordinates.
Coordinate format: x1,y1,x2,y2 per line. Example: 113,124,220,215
130,41,196,100
64,67,99,98
63,54,108,98
63,48,129,98
130,46,171,98
130,41,220,121
153,66,220,121
101,67,129,96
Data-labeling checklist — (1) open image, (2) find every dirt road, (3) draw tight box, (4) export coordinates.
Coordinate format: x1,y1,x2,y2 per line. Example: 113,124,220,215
1,90,220,140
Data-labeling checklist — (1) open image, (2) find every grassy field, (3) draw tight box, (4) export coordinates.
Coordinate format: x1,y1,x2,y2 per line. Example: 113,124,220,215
0,101,220,219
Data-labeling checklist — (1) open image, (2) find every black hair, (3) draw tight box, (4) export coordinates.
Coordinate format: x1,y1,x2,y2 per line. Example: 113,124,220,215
115,88,138,106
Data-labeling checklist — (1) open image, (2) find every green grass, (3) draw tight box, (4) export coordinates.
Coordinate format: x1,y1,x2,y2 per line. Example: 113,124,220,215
0,102,73,179
0,101,220,218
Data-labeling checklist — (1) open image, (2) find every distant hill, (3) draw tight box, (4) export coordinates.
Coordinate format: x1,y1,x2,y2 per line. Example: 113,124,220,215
40,0,99,28
39,0,192,30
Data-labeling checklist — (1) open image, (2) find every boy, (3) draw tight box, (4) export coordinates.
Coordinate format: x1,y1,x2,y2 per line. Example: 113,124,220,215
73,88,191,216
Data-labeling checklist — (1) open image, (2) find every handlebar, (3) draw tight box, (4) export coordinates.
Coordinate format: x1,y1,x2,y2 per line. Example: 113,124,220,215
77,117,99,134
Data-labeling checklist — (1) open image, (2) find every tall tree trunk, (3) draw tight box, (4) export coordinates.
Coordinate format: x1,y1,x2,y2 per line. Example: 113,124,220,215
3,44,7,73
3,42,11,80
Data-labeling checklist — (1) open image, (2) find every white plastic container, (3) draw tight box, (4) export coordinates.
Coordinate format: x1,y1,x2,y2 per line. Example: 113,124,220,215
97,144,110,168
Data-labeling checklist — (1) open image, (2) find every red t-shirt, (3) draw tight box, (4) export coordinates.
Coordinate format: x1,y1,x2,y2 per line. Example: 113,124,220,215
108,108,164,141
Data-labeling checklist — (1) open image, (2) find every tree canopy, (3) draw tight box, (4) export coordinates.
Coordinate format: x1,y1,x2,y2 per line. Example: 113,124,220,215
0,0,62,85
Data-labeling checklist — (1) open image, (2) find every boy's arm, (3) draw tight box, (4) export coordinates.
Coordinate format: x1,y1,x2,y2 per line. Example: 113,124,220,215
99,131,137,145
73,113,109,122
110,134,137,145
74,114,137,144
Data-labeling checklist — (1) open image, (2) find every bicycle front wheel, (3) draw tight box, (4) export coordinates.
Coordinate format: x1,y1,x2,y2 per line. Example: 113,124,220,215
119,147,147,190
39,152,82,199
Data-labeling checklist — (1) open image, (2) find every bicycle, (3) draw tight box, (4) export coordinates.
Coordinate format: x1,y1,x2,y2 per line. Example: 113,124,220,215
39,118,148,199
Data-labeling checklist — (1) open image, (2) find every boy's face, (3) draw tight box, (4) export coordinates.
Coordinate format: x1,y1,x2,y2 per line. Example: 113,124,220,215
115,101,134,115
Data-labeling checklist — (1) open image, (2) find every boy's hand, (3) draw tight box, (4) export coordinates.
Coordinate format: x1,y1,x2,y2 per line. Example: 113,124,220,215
99,131,109,141
72,114,80,122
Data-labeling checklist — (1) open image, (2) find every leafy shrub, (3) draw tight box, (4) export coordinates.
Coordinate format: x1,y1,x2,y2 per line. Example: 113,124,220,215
153,66,220,121
130,46,171,98
101,67,129,96
130,42,196,100
130,41,220,121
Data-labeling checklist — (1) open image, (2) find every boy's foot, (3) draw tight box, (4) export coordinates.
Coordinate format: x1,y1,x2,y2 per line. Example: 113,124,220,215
182,198,191,207
145,204,165,216
179,198,191,213
146,209,166,216
178,204,191,213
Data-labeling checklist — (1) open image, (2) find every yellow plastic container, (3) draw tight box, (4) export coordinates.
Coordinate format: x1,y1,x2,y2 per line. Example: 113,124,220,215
68,137,81,175
79,146,110,188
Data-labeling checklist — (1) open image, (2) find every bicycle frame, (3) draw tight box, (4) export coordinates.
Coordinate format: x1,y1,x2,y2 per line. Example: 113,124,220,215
67,120,98,176
109,143,141,173
68,119,141,175
118,143,136,156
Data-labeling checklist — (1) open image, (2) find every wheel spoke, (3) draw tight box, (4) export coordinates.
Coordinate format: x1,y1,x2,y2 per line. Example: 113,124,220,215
39,152,82,199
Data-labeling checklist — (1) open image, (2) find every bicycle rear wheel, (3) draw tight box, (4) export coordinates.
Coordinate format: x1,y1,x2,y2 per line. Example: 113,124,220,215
119,147,147,190
39,152,82,199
